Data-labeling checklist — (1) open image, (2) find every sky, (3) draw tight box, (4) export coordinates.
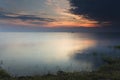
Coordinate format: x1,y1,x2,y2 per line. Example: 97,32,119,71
0,0,120,31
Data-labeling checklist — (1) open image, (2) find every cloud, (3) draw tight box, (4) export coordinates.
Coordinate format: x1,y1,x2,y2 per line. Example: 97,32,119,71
69,0,120,26
0,7,99,27
0,11,54,22
0,8,55,27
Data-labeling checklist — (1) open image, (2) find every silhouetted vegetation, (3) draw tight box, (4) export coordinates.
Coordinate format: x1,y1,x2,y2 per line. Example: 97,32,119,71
0,68,11,79
113,45,120,49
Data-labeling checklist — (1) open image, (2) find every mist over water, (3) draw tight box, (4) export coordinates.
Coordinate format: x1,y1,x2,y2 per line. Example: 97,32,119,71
0,32,120,76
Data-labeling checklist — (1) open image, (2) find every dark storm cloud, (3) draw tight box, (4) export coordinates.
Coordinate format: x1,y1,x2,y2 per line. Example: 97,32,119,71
0,10,54,23
69,0,120,25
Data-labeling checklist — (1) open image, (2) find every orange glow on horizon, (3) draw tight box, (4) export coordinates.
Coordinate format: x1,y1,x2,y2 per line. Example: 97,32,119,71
0,18,99,28
46,21,99,27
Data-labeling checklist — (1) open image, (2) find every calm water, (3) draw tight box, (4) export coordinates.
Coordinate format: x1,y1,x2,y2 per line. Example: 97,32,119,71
0,32,120,76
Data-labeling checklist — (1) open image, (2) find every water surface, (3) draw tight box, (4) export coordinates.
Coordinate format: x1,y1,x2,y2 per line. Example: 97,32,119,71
0,32,120,76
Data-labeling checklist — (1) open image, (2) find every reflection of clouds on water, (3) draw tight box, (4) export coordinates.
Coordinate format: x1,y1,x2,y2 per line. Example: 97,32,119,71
0,32,98,76
70,51,104,70
0,32,120,76
70,46,120,70
0,32,97,60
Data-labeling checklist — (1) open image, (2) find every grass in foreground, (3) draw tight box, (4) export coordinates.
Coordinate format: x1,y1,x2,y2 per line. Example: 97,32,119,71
113,45,120,49
0,57,120,80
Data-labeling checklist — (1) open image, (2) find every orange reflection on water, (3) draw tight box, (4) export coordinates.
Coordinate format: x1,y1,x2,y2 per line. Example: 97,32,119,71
51,35,97,60
1,33,97,62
